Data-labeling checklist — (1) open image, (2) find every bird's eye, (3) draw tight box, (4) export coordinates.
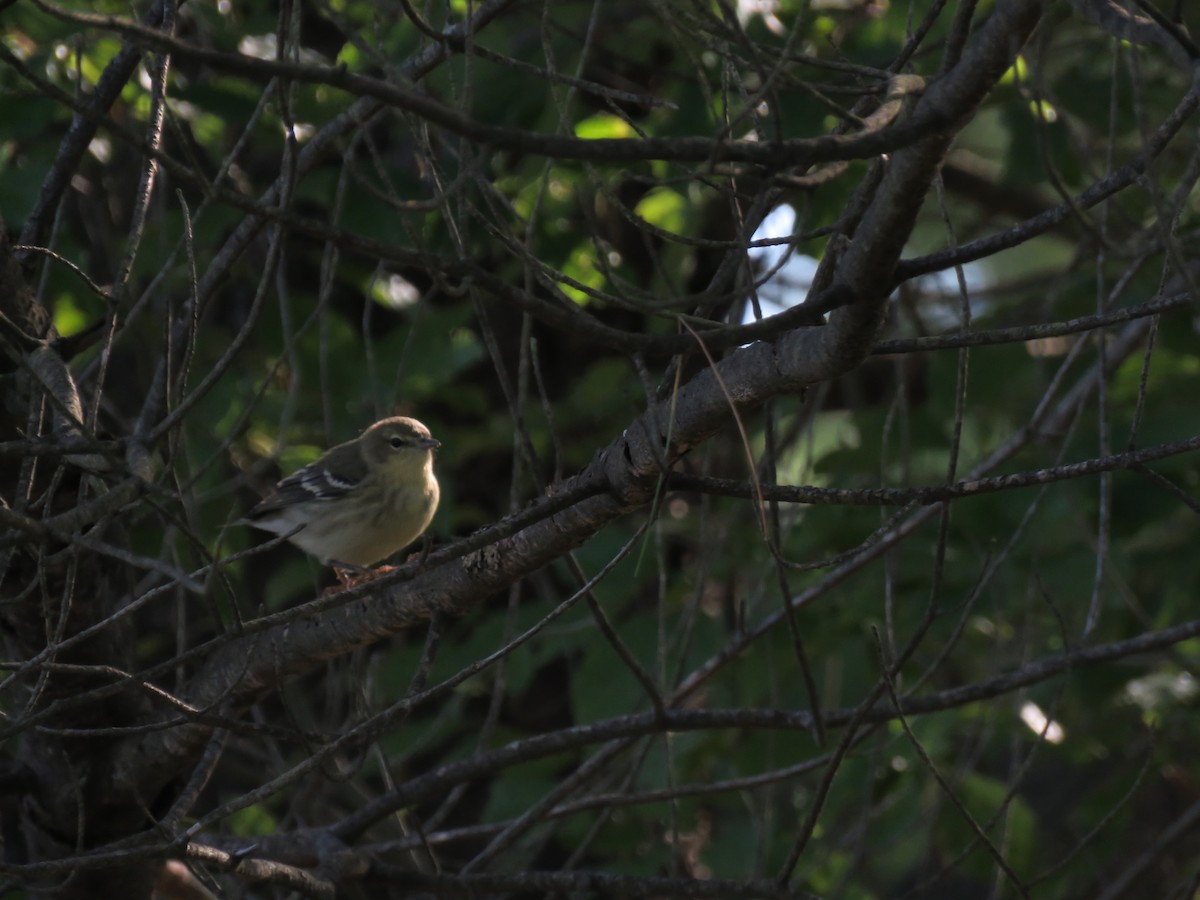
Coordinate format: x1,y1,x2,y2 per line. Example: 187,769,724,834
390,436,405,449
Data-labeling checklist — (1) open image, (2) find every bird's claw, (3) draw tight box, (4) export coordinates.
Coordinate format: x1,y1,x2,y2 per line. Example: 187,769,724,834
328,561,398,593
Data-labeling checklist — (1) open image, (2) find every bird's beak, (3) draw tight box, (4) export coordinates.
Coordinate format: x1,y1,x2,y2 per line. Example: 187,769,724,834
419,437,441,450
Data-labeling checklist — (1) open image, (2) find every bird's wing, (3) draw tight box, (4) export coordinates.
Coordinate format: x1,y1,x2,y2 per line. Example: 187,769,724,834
248,460,362,517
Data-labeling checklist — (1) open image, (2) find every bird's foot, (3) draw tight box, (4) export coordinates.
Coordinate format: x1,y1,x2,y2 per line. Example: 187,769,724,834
328,561,397,593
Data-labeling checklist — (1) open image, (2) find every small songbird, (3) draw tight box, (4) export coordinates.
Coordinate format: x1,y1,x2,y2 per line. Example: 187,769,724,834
245,416,440,583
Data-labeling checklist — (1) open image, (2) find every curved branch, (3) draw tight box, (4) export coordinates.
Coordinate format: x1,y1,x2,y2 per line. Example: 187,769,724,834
104,0,1047,811
28,0,951,168
668,434,1200,506
1068,0,1195,67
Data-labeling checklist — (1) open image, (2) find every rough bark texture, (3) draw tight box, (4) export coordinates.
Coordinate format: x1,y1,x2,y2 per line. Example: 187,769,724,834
0,1,1049,895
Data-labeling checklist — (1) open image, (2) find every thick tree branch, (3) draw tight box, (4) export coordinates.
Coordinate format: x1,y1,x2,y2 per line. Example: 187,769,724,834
105,0,1047,811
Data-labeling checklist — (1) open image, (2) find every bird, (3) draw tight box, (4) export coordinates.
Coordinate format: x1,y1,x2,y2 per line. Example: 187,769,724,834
244,416,440,586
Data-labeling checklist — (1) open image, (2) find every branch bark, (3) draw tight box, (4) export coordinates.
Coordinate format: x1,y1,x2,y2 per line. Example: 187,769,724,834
104,0,1048,818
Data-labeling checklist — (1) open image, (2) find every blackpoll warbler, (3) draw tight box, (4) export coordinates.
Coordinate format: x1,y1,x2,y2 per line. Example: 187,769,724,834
246,417,440,580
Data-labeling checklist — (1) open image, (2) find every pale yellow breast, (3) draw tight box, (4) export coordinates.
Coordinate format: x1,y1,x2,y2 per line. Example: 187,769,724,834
290,474,439,567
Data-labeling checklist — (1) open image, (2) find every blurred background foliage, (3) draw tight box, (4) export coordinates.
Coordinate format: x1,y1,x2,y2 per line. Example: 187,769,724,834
3,0,1200,897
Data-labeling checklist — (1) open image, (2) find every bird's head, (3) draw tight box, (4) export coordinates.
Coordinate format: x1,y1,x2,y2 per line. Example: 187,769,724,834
361,416,441,474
